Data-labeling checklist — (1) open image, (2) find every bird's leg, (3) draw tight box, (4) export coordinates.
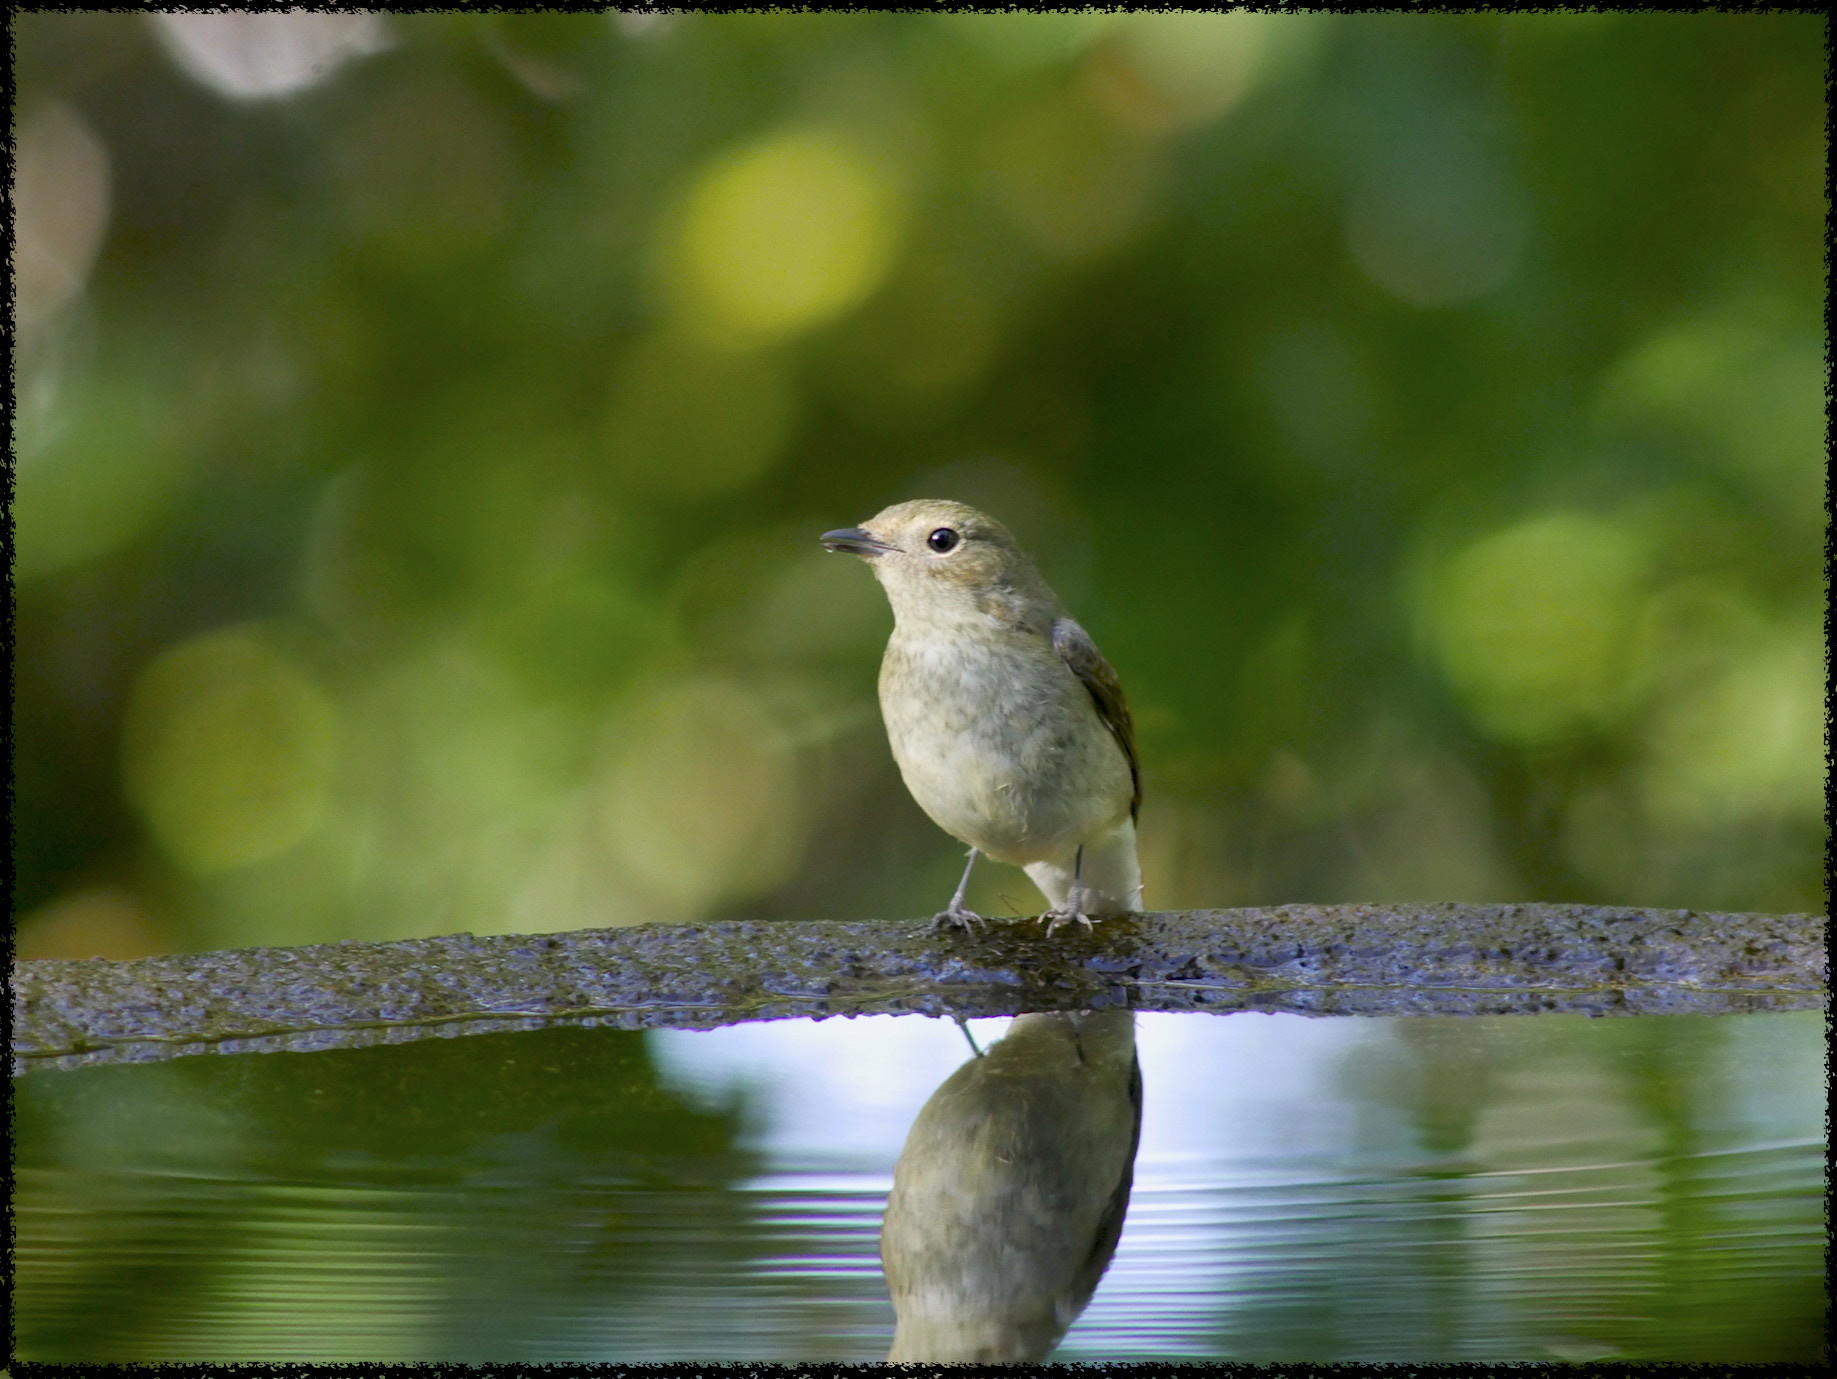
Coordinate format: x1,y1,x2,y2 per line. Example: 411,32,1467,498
1042,845,1094,936
954,1014,985,1057
928,848,985,931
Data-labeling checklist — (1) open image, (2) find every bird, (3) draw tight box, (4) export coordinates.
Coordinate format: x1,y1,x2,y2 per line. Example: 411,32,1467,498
821,499,1141,933
880,1009,1142,1362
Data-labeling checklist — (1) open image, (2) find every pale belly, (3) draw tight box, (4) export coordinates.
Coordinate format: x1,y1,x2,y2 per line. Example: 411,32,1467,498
879,632,1132,866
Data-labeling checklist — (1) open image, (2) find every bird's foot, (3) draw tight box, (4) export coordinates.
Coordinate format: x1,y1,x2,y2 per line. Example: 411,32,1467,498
927,905,986,933
1038,908,1095,937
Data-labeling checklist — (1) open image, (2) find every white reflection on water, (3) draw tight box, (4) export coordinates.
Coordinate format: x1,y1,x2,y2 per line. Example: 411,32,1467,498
651,1010,1375,1168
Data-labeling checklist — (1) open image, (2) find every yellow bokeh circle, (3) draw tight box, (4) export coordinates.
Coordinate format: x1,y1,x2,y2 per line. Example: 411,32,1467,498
670,129,904,343
122,628,340,872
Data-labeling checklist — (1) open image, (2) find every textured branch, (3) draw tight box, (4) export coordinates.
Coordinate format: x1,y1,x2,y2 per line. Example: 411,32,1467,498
12,903,1826,1074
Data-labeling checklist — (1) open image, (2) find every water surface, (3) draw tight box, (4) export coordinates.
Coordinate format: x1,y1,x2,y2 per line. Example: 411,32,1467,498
13,1009,1825,1362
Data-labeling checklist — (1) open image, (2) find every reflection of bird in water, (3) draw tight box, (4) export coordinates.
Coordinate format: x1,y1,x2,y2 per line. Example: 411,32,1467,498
880,1010,1141,1362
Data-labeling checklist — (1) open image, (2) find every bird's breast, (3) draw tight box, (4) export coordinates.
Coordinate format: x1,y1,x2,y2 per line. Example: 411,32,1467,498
878,629,1131,864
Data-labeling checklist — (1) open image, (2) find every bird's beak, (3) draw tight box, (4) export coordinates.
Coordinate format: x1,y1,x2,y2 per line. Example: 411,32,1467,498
821,526,897,557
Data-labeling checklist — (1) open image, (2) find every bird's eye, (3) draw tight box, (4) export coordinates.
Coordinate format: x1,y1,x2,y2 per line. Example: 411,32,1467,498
926,527,960,553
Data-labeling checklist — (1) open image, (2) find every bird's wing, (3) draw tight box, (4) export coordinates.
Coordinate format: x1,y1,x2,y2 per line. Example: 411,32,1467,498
1066,1050,1143,1318
1052,617,1140,820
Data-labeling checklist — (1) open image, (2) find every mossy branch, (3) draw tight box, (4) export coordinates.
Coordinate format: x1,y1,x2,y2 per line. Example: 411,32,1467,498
12,903,1826,1075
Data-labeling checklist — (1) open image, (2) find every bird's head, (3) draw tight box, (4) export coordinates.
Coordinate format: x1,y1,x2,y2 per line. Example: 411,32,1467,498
821,499,1054,626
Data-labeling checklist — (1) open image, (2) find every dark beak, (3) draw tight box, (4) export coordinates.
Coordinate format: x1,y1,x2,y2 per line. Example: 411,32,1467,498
821,526,897,556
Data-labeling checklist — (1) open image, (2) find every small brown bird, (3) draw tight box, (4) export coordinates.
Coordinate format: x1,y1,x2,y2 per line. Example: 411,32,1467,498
822,499,1141,931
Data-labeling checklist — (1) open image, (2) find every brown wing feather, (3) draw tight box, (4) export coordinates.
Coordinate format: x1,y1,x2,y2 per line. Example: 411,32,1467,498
1052,618,1141,821
1065,1050,1142,1317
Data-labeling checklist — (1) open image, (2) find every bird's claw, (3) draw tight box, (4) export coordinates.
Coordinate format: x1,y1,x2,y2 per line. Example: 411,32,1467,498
1039,909,1094,937
927,906,986,933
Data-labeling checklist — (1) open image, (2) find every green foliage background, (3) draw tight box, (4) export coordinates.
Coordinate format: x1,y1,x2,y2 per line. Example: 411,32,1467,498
13,12,1826,957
